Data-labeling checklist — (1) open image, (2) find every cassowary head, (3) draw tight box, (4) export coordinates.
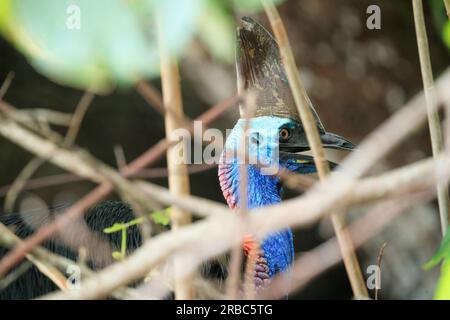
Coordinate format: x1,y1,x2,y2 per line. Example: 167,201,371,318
218,17,354,291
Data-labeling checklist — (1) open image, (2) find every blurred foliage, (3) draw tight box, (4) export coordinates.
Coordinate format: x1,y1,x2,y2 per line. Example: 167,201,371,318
430,0,450,49
0,0,284,92
424,226,450,299
0,0,202,91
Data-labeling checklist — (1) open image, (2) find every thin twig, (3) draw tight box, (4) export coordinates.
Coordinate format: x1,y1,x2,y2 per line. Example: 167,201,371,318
0,164,217,197
412,0,450,236
375,242,387,300
3,157,45,213
262,0,368,298
0,72,15,100
64,91,95,146
0,101,72,131
114,145,127,171
19,109,72,126
0,261,32,291
136,80,165,116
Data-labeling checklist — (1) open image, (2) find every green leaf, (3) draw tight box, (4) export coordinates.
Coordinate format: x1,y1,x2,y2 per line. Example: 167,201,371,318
443,21,450,49
0,0,13,38
150,207,171,226
424,226,450,270
103,207,170,235
112,251,124,261
425,228,450,299
109,224,129,261
434,257,450,299
103,223,127,234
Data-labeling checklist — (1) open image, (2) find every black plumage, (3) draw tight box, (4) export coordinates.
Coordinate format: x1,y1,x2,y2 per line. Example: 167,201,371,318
0,200,142,299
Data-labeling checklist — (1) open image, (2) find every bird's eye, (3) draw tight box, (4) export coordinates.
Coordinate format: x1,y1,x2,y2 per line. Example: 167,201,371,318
279,128,290,141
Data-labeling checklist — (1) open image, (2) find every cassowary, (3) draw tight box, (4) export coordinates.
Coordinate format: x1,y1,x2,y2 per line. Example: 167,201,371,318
217,17,354,291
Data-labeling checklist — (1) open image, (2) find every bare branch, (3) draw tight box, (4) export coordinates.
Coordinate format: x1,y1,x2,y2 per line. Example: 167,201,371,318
0,164,217,197
375,242,388,300
136,80,165,116
18,109,72,127
64,91,95,146
3,157,45,213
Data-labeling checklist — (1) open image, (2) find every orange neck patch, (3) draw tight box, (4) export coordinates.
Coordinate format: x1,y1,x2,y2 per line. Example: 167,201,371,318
242,233,258,256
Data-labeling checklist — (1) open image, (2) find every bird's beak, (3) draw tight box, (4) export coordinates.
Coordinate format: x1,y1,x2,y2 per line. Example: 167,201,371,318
279,152,338,170
279,130,355,153
319,132,355,151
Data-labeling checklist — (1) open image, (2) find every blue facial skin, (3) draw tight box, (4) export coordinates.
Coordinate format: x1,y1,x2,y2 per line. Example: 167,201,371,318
222,116,317,277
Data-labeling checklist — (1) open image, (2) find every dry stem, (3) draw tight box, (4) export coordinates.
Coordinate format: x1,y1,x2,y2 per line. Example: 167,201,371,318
412,0,450,236
158,15,194,299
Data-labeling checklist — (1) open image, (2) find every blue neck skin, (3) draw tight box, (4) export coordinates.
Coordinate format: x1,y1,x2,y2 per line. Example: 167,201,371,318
224,161,294,278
